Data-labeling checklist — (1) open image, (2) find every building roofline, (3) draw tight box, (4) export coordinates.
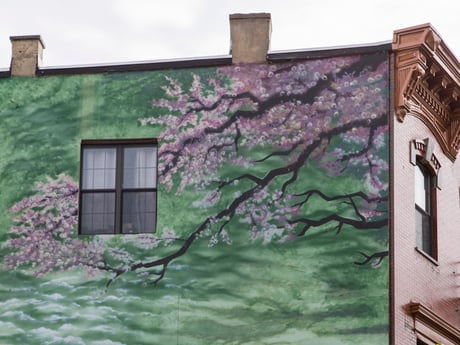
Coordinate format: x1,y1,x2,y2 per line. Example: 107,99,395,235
268,40,392,61
37,55,233,76
0,41,392,78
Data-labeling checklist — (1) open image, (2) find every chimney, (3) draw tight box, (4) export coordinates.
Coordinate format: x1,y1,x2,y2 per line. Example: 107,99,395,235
10,35,45,77
229,13,271,64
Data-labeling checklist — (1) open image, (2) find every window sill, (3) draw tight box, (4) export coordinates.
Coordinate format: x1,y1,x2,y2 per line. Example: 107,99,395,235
415,247,439,266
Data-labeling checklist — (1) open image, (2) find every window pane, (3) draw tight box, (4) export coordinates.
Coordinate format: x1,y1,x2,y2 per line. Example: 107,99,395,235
80,192,115,234
422,215,433,256
82,148,116,189
123,147,157,188
414,164,426,210
415,207,433,256
122,191,156,233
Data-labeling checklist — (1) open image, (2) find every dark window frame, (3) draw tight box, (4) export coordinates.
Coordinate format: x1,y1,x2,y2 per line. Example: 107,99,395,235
79,138,158,235
414,158,437,259
410,138,440,262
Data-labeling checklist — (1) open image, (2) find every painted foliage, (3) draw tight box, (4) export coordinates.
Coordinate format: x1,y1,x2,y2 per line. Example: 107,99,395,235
0,52,389,344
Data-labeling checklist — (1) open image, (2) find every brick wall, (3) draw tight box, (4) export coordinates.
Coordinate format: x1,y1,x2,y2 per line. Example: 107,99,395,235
392,114,460,344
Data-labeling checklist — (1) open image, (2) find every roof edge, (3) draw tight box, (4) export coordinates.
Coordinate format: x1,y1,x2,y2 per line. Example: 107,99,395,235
268,40,392,61
0,40,393,78
37,55,233,76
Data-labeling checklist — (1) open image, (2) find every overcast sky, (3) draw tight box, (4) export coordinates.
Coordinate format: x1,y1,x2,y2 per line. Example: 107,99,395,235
1,0,460,68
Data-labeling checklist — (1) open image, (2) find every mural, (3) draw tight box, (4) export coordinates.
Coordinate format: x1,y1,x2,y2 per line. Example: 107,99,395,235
0,52,389,344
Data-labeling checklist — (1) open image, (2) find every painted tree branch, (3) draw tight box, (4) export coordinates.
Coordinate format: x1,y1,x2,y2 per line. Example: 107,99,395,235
354,251,389,268
107,114,389,285
5,55,390,286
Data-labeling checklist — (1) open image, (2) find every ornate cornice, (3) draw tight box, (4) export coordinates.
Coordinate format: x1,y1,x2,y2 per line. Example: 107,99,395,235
393,23,460,161
409,301,460,344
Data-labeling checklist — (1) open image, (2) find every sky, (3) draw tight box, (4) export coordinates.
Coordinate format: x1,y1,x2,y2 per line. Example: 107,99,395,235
1,0,460,68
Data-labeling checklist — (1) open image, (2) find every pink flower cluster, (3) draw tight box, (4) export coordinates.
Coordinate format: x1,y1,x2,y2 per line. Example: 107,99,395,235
4,174,104,276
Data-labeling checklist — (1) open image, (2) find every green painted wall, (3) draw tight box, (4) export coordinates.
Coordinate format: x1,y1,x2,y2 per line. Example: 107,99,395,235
0,52,389,344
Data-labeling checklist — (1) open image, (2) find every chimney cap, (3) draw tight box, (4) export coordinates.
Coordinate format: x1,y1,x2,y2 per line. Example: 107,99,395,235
229,13,271,20
10,35,45,48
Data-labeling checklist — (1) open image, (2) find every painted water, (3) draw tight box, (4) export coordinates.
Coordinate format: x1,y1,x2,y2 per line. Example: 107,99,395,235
1,230,388,344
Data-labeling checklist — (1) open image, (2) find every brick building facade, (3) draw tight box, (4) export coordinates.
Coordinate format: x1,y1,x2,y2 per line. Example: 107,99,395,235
392,24,460,345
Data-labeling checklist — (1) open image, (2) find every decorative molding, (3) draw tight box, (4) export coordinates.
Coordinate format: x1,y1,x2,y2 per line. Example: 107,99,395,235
393,24,460,161
410,138,442,189
409,301,460,345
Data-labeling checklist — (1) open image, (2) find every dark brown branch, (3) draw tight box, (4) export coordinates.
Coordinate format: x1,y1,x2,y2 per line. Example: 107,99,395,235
292,214,387,237
255,142,302,163
294,189,387,204
354,251,389,266
293,189,388,224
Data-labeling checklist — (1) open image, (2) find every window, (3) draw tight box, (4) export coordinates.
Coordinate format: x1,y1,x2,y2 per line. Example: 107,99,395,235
414,160,436,258
79,139,157,235
411,138,440,261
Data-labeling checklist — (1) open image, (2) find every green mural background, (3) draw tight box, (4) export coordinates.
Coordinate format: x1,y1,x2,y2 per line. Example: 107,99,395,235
0,53,389,344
